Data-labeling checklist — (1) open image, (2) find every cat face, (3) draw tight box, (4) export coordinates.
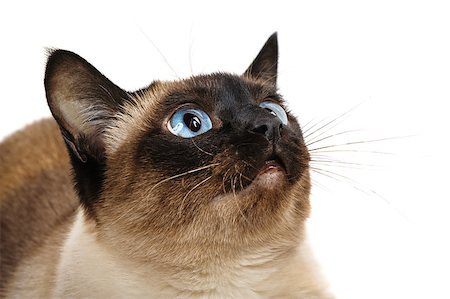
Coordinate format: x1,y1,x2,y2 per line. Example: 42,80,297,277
45,33,311,262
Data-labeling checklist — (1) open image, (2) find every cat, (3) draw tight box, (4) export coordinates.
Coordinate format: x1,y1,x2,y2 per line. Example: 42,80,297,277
0,33,334,298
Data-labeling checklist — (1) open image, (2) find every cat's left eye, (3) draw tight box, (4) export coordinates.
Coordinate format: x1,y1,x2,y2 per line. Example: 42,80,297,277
259,101,289,125
168,107,212,138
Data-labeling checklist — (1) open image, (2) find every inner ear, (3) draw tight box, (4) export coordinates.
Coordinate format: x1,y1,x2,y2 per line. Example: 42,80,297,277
244,32,279,86
45,50,129,162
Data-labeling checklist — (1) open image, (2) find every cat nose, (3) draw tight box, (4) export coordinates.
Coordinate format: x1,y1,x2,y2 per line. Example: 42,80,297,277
250,117,284,143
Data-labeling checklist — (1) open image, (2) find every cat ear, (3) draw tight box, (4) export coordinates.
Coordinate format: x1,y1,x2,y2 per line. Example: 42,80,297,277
45,50,129,163
244,32,278,86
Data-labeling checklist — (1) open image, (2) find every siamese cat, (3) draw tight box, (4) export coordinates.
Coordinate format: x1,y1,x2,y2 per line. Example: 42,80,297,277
0,33,334,298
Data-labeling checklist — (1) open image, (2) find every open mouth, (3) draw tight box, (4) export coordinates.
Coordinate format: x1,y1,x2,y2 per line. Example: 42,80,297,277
220,152,291,195
257,154,286,175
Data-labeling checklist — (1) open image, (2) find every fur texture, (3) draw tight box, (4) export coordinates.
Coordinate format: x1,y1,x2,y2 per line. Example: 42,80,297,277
0,33,334,298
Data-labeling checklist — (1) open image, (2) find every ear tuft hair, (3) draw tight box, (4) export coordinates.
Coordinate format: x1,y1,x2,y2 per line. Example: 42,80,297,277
45,50,129,162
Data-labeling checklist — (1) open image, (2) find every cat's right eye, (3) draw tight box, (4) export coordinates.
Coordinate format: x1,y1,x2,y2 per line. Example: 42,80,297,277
167,107,212,138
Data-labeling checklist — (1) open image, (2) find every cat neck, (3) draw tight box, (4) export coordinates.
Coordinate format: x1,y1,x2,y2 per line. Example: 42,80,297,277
53,209,324,298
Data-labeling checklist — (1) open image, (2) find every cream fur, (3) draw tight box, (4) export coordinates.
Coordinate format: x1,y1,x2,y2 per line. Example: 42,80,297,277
6,209,333,299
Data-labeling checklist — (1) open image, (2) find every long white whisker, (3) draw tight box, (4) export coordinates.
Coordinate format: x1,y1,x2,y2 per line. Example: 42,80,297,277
151,163,219,192
306,130,363,147
138,27,180,78
310,158,380,168
311,166,390,201
303,102,364,139
300,118,317,133
311,149,396,155
188,23,195,75
311,167,411,221
310,167,371,195
308,136,413,152
310,177,331,192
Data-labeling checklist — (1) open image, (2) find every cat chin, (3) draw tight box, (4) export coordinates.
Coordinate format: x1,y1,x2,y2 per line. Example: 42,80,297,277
255,169,285,186
251,163,287,189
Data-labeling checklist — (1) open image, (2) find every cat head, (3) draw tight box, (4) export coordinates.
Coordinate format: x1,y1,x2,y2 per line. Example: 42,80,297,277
45,33,311,262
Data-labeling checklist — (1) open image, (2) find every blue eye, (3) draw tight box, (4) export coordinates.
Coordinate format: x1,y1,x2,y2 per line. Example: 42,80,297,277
168,107,212,138
259,101,288,125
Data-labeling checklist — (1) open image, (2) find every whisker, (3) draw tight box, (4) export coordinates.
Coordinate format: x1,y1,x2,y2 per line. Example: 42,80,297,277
310,167,392,202
309,153,350,161
303,102,412,221
310,158,380,168
231,175,248,223
192,138,213,156
310,177,331,192
178,176,212,216
308,136,413,152
151,163,219,192
311,167,411,221
138,27,180,78
311,149,396,155
239,172,244,191
310,167,372,195
236,169,253,182
300,118,318,134
303,102,363,139
302,117,329,137
242,160,258,172
306,130,363,147
222,168,232,194
310,162,377,171
188,23,195,75
310,166,359,181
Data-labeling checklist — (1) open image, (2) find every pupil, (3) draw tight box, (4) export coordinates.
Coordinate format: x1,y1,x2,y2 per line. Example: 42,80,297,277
184,113,201,132
265,108,277,117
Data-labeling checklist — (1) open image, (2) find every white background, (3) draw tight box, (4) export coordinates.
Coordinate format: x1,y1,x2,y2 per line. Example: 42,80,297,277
1,1,449,298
